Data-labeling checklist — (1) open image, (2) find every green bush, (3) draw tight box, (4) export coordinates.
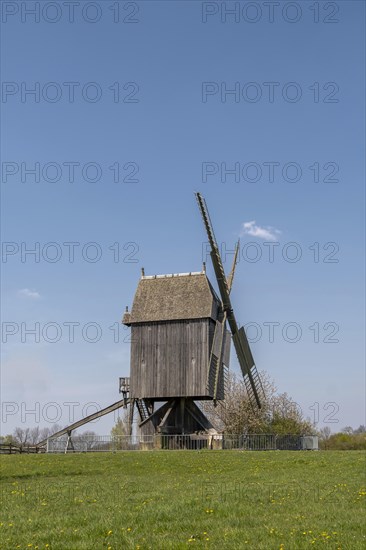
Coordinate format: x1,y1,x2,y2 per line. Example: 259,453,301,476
320,433,366,450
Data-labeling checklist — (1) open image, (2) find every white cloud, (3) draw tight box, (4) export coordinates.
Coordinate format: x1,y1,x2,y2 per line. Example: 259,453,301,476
18,288,41,299
241,221,282,241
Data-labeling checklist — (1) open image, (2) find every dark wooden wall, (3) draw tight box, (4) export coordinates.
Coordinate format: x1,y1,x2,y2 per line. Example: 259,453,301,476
130,319,213,399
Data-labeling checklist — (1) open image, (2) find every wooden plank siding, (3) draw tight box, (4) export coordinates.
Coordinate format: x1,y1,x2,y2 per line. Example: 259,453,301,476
130,319,214,399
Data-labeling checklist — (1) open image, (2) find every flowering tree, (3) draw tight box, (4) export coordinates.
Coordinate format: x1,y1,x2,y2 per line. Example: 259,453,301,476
201,371,314,435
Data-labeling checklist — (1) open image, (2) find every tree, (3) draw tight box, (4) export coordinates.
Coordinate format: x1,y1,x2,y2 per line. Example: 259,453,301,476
342,426,354,435
28,427,40,445
0,434,17,446
201,371,314,435
318,426,332,450
111,411,130,449
319,426,331,439
11,424,64,448
73,430,99,451
30,424,64,444
111,414,130,437
13,427,30,446
326,431,366,450
269,391,313,435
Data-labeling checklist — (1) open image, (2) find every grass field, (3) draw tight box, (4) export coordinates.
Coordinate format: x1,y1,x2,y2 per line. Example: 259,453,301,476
0,450,365,549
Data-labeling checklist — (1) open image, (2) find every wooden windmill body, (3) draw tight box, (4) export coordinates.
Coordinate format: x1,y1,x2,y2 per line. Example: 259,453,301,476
122,270,230,435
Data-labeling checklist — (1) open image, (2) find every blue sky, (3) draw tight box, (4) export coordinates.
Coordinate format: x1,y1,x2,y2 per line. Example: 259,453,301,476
1,1,365,435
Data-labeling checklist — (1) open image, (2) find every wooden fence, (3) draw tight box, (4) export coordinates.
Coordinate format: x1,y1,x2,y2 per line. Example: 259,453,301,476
0,443,46,454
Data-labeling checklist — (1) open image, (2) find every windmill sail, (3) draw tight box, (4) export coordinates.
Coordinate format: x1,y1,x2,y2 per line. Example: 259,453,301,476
227,240,239,294
207,317,230,401
195,192,264,409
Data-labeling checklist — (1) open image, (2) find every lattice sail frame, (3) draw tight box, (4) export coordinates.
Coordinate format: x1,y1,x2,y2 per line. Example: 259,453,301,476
195,192,265,409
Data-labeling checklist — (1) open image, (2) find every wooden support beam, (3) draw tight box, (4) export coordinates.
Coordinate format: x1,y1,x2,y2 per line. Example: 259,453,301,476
157,400,176,430
37,398,130,447
185,400,216,433
139,399,175,428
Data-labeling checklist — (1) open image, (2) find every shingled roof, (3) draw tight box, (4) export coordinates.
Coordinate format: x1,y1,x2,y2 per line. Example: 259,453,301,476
123,272,221,324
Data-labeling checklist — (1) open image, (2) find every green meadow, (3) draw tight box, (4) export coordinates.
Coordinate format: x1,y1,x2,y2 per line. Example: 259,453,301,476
0,451,365,549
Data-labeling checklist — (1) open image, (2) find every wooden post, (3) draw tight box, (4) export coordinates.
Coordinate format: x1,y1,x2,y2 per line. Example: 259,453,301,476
180,398,186,435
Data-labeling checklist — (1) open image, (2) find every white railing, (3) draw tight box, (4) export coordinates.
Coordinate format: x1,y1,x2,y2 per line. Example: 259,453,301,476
46,433,318,453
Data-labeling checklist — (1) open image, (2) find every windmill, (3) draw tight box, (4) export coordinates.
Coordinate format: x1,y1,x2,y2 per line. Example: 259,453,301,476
38,193,264,450
121,192,265,440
